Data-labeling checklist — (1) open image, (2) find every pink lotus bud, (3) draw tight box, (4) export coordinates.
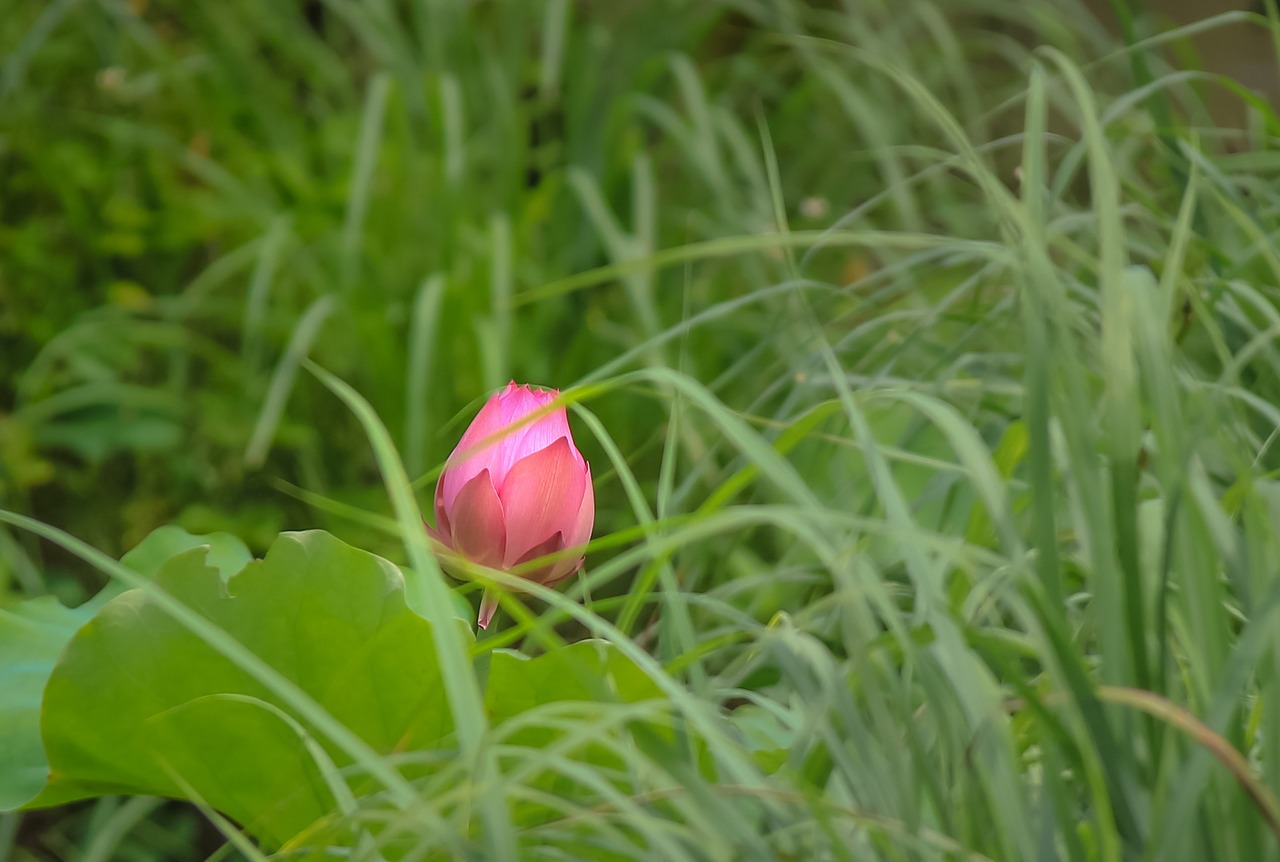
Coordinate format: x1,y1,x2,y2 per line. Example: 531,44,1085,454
429,382,594,629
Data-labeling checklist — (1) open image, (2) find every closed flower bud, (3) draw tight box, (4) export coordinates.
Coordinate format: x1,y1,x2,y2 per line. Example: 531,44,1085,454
429,382,594,628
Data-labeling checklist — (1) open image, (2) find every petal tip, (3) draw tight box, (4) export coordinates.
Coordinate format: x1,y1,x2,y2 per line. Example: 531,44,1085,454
477,590,499,630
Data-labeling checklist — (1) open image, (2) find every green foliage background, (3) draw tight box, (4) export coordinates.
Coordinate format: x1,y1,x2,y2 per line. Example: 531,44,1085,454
5,0,1280,859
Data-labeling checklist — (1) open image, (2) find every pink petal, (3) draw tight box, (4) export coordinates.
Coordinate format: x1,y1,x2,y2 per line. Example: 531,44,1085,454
433,483,452,540
542,556,584,587
439,384,575,510
493,386,576,480
495,382,553,425
446,470,507,569
424,518,450,550
477,590,499,629
498,437,587,568
438,390,512,513
543,469,593,584
512,531,566,585
563,464,594,549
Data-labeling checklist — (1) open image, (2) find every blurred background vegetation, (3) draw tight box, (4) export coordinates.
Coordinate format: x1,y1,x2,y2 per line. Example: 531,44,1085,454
1,0,1097,599
7,0,1280,858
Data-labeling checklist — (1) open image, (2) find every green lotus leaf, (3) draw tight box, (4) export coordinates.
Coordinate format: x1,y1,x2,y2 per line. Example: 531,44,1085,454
486,640,669,826
487,640,664,728
25,530,461,848
119,524,253,582
0,526,252,811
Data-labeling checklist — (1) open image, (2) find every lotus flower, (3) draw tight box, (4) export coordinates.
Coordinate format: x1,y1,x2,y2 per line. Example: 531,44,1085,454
429,382,594,629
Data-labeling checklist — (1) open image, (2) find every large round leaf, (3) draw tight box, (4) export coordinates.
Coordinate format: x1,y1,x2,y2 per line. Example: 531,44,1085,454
0,526,251,811
486,640,670,828
119,524,253,583
28,530,461,848
0,596,100,810
487,640,664,726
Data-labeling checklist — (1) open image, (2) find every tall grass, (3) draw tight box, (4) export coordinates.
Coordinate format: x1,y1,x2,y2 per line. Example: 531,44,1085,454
5,0,1280,859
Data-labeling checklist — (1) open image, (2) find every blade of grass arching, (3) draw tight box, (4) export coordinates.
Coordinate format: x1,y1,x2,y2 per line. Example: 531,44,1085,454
583,279,832,387
0,511,421,810
242,215,293,380
303,361,516,860
1029,119,1141,860
695,401,843,516
504,757,696,860
804,334,1034,859
767,620,908,832
1106,0,1179,145
1197,176,1280,298
537,0,570,100
631,144,662,269
567,163,660,344
1160,141,1199,333
514,229,999,307
755,111,798,279
1126,265,1233,835
244,295,337,467
875,390,1024,559
438,73,466,188
425,583,783,860
497,704,754,856
567,404,657,543
567,167,632,266
798,53,922,231
1237,460,1280,822
404,274,445,480
1151,469,1243,860
577,508,848,618
202,693,405,861
487,214,512,390
0,0,79,100
175,236,265,308
845,50,1137,854
209,694,375,828
1265,0,1280,69
1100,685,1280,848
620,367,824,512
315,0,400,76
640,271,701,657
1154,573,1280,861
978,621,1102,862
1101,280,1148,696
166,771,274,862
341,71,391,287
1126,263,1191,693
79,796,163,862
653,389,680,579
0,526,45,597
1237,481,1280,852
271,478,401,536
1019,58,1141,852
431,559,776,796
12,378,183,429
572,403,704,692
669,54,731,204
1051,49,1152,695
783,37,1020,227
1118,38,1267,276
0,813,16,859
